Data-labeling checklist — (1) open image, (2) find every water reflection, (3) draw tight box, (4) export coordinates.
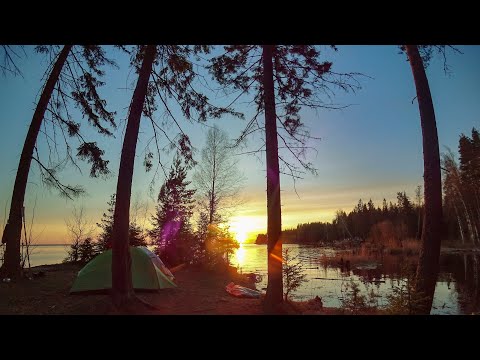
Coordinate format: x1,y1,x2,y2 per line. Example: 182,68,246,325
230,244,480,314
235,244,246,268
440,253,480,314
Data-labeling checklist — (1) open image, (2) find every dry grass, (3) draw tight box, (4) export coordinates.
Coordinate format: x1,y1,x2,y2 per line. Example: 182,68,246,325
320,251,380,270
387,238,421,255
320,240,420,275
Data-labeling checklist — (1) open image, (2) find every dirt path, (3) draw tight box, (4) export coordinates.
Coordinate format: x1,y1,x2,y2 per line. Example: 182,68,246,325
139,266,267,315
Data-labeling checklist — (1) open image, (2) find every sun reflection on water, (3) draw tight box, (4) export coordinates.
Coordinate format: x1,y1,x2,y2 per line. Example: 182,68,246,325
235,244,246,268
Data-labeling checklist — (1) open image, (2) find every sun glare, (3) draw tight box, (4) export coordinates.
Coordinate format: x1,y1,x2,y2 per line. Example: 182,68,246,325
229,217,256,244
235,245,246,267
235,229,247,244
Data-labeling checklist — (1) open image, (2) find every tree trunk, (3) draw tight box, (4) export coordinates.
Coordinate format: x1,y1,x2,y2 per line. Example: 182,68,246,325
474,192,480,232
262,45,283,312
405,45,443,314
111,45,156,307
1,45,72,279
458,189,476,244
471,214,479,245
417,205,422,240
453,202,465,244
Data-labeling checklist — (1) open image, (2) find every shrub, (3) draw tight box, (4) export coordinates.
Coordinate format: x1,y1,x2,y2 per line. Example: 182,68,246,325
282,248,308,301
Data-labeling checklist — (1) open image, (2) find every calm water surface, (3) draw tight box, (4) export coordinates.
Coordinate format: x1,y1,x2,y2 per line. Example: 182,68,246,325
230,244,480,315
21,245,71,267
19,244,480,315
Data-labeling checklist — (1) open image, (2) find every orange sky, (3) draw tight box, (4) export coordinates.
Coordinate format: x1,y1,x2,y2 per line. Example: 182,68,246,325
2,45,479,245
0,179,420,245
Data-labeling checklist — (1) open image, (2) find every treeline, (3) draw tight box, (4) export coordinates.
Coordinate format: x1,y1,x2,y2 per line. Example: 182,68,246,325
256,127,480,248
256,191,422,245
443,128,480,245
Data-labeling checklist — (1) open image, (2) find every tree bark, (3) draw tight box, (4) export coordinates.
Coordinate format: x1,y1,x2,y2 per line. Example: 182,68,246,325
1,45,72,279
262,45,283,312
453,202,465,244
405,45,443,314
416,202,422,240
111,45,156,307
458,187,475,244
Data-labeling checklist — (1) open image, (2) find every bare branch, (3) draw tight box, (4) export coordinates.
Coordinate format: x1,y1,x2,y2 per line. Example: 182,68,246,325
31,156,85,200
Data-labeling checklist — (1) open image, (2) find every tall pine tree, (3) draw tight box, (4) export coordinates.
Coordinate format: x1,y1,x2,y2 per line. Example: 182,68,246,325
109,45,237,309
210,45,359,312
1,45,116,278
150,156,196,266
403,45,447,313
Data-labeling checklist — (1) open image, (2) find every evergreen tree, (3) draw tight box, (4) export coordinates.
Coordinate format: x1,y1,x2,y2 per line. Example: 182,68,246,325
79,238,96,264
382,198,388,214
459,128,480,188
150,156,196,266
459,128,480,243
96,194,116,252
442,149,468,243
367,199,375,212
1,45,116,278
109,45,238,308
441,128,480,245
96,193,147,253
402,45,460,313
194,212,210,261
128,222,148,248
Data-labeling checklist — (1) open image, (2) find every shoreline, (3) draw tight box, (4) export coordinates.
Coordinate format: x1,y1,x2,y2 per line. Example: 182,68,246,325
0,262,343,315
1,261,477,315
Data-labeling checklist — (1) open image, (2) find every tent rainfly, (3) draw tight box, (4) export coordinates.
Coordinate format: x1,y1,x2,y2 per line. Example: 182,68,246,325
70,246,176,294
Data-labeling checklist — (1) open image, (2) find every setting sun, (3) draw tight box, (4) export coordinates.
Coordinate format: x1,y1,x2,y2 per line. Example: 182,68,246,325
229,216,265,244
229,221,248,244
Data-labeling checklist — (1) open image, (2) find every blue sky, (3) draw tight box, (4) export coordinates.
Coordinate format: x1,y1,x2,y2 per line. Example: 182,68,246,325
0,45,479,243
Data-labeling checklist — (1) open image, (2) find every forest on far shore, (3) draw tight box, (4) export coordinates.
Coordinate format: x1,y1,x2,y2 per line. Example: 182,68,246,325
257,127,480,248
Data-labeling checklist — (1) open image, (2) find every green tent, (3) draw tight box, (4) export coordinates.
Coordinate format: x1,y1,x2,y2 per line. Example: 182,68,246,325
70,246,176,294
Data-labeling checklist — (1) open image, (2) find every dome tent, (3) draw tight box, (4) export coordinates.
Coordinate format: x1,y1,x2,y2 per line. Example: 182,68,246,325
70,246,176,293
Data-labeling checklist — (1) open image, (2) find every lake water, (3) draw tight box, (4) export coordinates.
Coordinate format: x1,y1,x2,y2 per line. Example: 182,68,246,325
17,244,71,267
229,244,480,315
10,244,480,315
